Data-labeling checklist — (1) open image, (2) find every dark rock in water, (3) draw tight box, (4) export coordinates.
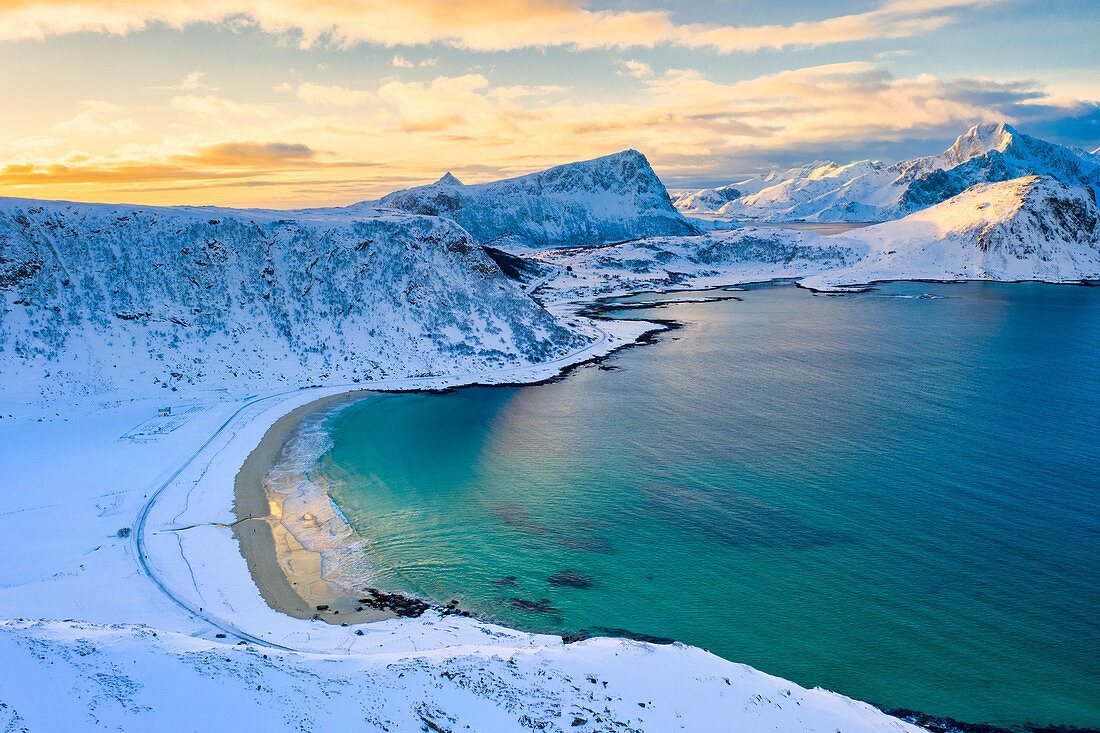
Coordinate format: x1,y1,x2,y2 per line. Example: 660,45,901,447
492,504,552,535
508,598,559,614
492,576,517,587
548,570,595,589
356,588,431,618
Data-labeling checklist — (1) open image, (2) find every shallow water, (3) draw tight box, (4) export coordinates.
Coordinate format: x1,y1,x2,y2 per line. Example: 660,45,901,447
310,282,1100,730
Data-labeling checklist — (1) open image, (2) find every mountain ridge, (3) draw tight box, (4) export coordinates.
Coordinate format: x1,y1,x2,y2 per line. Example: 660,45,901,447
800,175,1100,289
376,149,701,249
676,123,1100,223
0,197,588,398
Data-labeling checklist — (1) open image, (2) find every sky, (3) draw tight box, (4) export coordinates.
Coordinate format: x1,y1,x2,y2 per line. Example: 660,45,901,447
0,0,1098,207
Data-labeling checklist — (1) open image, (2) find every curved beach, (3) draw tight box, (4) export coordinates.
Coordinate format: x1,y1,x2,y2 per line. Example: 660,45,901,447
232,390,398,625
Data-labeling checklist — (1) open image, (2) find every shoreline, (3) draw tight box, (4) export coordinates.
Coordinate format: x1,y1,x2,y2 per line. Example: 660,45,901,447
232,390,397,625
228,302,679,629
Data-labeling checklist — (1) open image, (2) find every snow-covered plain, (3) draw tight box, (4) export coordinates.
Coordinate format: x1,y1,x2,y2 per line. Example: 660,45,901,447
526,228,865,302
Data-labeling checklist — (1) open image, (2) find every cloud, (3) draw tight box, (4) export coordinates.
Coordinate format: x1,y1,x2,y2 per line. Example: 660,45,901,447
393,54,439,68
168,95,276,119
486,85,566,101
151,70,219,91
294,82,375,106
874,49,917,59
55,100,140,134
0,0,1014,53
0,139,367,188
617,59,651,78
0,135,66,162
180,141,317,167
9,56,1098,206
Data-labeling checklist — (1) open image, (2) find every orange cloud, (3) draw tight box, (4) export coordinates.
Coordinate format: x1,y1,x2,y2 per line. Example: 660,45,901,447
0,0,1012,52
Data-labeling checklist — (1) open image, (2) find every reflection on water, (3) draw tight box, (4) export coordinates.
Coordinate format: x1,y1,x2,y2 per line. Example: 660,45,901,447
311,282,1100,731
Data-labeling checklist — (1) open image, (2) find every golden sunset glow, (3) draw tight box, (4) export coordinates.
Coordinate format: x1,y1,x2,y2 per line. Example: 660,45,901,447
0,0,1096,206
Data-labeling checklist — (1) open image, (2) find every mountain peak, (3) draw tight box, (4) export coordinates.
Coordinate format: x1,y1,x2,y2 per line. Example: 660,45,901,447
435,172,463,186
950,121,1017,161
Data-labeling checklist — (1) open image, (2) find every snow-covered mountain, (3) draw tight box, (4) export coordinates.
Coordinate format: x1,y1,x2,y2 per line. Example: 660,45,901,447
377,150,701,250
800,175,1100,290
0,198,589,398
671,161,839,214
677,123,1100,222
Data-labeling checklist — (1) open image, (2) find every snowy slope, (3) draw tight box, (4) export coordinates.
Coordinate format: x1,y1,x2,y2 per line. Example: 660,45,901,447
678,123,1100,222
0,619,920,732
0,197,589,400
528,228,864,302
377,150,701,250
670,183,744,213
670,162,836,214
800,176,1100,290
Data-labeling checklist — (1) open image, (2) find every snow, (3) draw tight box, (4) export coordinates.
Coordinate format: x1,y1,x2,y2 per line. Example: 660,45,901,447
526,228,864,303
674,122,1100,223
377,149,701,250
0,342,920,732
799,176,1100,290
534,176,1099,298
6,136,1097,730
0,619,918,732
0,196,588,402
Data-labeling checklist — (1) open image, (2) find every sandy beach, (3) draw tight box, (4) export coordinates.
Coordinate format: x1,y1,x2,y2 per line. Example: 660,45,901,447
232,390,396,625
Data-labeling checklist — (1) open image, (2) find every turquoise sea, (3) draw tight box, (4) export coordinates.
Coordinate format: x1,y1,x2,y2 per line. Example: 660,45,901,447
310,282,1099,730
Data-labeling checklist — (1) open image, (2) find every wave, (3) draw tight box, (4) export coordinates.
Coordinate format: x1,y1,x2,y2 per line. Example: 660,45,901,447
262,401,376,602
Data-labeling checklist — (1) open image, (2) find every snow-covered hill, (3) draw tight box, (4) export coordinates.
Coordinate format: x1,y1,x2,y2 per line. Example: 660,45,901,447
528,229,863,302
0,198,589,399
676,123,1100,222
800,176,1100,290
377,150,701,249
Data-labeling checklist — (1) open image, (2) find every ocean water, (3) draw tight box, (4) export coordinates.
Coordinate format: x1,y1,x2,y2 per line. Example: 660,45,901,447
309,282,1099,730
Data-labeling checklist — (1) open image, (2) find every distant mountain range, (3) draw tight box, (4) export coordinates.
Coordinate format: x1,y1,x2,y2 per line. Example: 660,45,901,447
673,123,1100,223
3,132,1098,400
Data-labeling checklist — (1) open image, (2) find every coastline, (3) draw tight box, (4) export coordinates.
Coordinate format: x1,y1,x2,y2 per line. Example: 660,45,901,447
232,390,396,625
0,291,940,731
